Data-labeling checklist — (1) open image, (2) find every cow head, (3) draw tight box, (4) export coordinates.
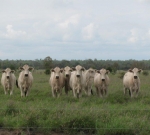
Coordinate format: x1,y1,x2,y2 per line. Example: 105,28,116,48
51,67,63,79
128,68,142,79
97,68,109,82
87,68,96,79
72,65,85,78
19,65,34,77
2,68,15,80
64,66,72,78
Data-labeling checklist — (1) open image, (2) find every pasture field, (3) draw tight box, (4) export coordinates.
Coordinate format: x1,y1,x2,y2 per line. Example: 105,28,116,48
0,70,150,135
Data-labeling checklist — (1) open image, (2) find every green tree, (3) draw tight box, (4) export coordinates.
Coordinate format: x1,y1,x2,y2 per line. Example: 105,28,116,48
43,56,53,74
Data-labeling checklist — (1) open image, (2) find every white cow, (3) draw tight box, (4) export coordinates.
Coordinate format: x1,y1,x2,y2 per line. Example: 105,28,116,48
82,68,95,96
49,67,65,98
123,68,142,98
1,68,18,95
69,65,85,98
94,68,110,97
18,65,34,97
64,66,72,95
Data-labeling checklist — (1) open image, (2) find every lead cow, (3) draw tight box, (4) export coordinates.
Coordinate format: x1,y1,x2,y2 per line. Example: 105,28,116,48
123,68,142,98
1,68,18,95
49,67,65,98
69,65,85,98
18,64,34,97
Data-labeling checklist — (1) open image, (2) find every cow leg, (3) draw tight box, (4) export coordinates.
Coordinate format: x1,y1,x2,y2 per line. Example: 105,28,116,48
129,88,133,98
84,87,88,95
135,88,139,98
57,89,61,98
52,88,56,98
10,89,13,95
20,87,25,97
73,88,76,98
55,90,57,97
87,87,91,96
79,89,82,98
99,88,103,98
26,89,30,97
4,87,8,95
104,88,107,97
96,87,99,96
124,87,127,95
65,85,68,95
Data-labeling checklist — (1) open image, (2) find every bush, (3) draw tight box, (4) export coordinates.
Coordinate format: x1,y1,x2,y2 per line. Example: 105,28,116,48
5,100,19,116
142,70,149,76
44,69,50,75
118,71,125,79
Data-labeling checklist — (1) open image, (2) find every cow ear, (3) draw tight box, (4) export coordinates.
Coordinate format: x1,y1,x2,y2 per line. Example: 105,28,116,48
106,70,110,74
29,67,34,71
60,68,63,73
51,69,55,72
19,67,24,71
69,68,73,72
2,70,5,73
81,67,85,71
138,69,143,73
72,67,76,71
128,69,133,72
11,70,15,73
96,70,100,73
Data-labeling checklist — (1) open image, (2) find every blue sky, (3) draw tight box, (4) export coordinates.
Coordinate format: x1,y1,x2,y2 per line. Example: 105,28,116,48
0,0,150,60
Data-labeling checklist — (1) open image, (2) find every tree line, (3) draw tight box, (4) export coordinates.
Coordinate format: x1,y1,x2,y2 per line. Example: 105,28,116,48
0,57,150,72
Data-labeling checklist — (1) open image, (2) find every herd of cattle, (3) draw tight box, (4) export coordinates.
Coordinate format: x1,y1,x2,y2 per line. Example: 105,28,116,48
0,64,142,98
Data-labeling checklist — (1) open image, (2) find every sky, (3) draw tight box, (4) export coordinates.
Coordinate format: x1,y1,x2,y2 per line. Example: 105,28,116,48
0,0,150,60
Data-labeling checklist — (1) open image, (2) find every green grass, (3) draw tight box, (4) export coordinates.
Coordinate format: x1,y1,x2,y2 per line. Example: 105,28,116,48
0,70,150,134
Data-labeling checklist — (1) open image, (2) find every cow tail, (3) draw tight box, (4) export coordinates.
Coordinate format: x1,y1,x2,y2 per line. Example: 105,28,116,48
16,80,19,88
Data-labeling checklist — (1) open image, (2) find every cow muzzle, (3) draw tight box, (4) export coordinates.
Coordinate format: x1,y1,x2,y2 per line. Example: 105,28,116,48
56,76,59,79
25,74,28,77
76,75,80,78
66,74,69,77
134,76,137,79
7,76,9,79
102,79,105,81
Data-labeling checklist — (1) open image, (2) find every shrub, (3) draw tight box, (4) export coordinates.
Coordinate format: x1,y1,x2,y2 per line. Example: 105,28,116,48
44,69,50,75
118,71,125,79
142,70,149,76
5,100,19,116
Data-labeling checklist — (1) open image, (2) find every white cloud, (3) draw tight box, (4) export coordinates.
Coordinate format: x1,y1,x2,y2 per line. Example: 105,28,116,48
4,25,26,39
82,23,95,40
128,28,139,43
138,0,150,3
58,14,80,29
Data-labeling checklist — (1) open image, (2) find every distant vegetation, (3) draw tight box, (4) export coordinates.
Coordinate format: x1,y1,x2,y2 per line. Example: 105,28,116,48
0,57,150,71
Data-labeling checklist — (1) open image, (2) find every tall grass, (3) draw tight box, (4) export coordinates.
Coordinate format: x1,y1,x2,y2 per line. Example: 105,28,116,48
0,70,150,134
